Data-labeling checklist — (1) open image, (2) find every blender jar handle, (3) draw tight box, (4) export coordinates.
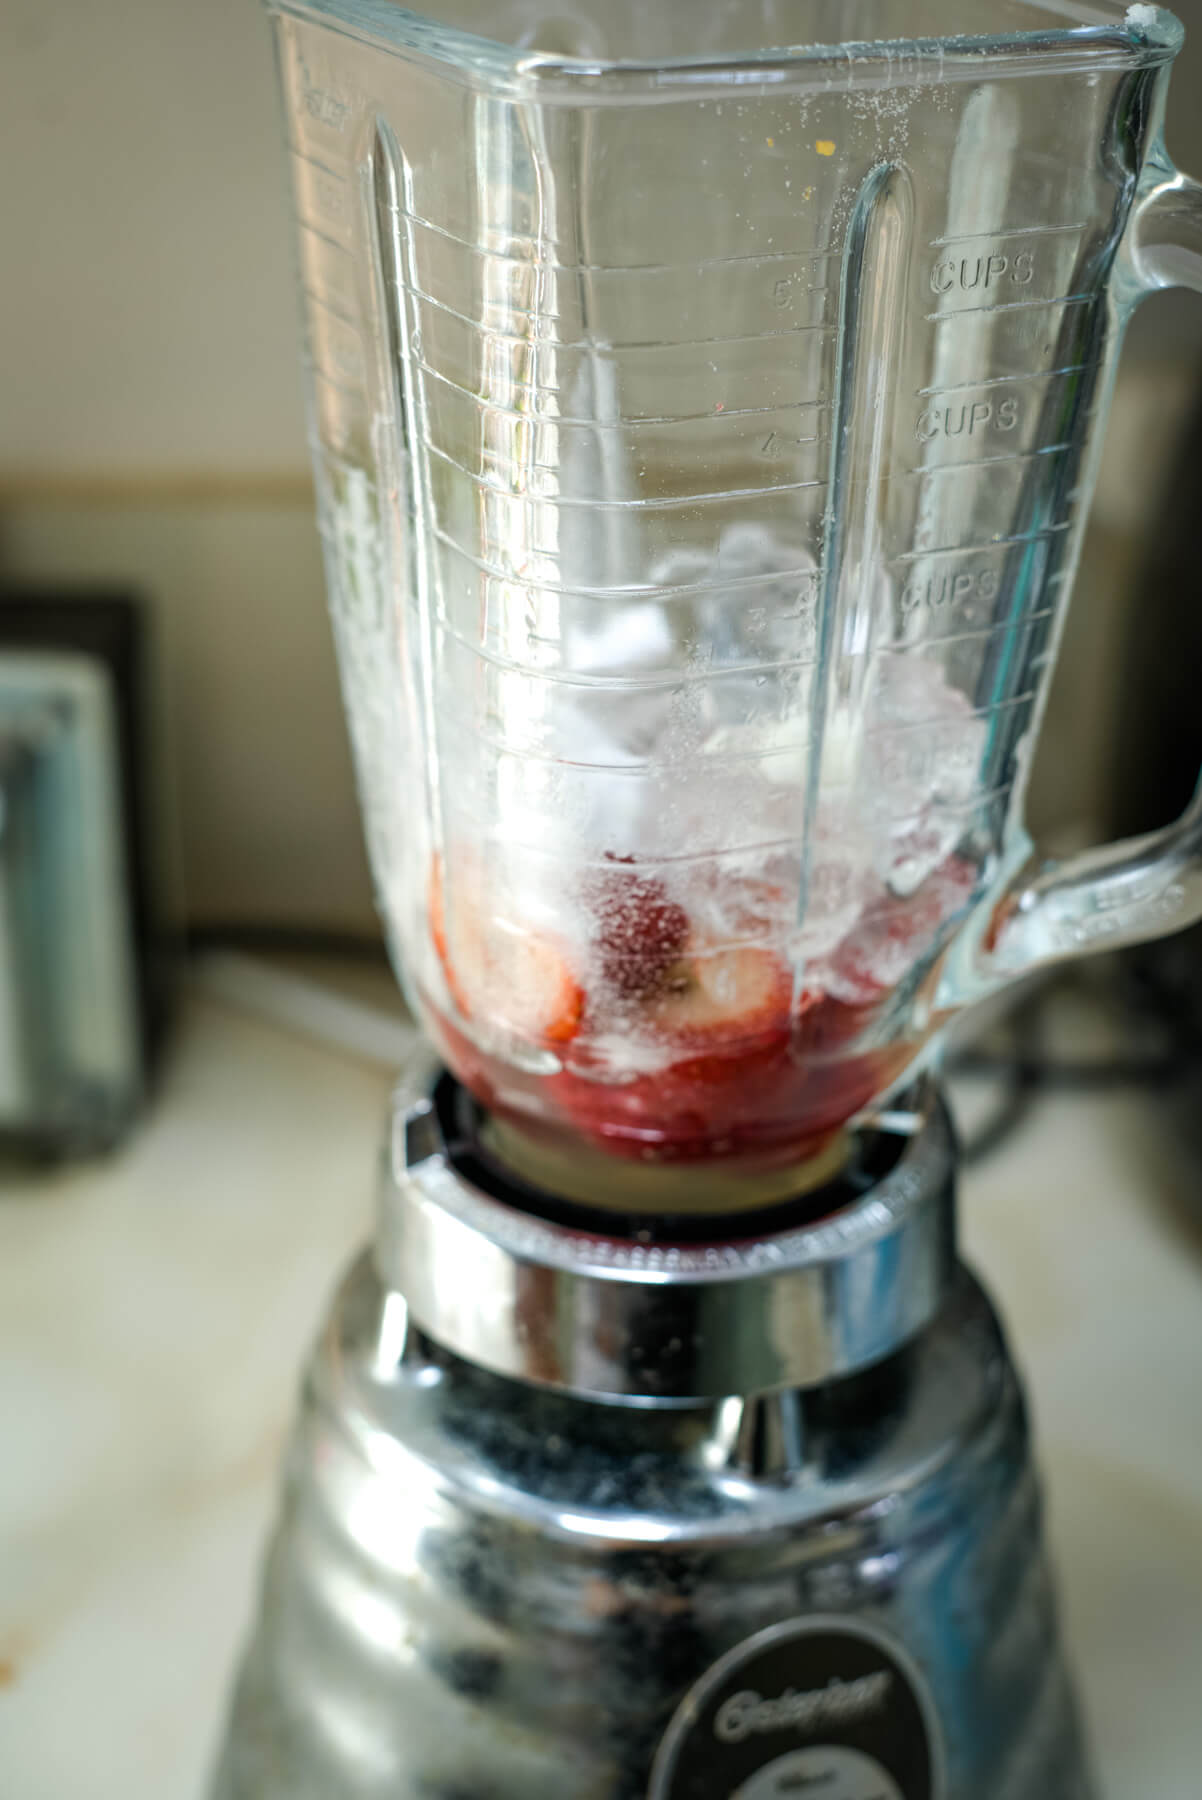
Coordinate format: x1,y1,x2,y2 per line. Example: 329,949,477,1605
968,166,1202,994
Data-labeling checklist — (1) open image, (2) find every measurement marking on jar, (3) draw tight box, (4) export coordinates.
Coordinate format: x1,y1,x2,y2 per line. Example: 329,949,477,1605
910,440,1072,477
429,526,823,601
854,780,1015,828
925,290,1089,323
293,72,352,134
866,689,1037,737
881,612,1055,652
405,278,837,350
296,225,356,288
898,556,1057,615
312,365,365,401
931,221,1087,247
917,361,1092,398
437,613,1048,684
423,440,827,507
900,563,1008,615
288,143,350,185
316,337,366,385
430,529,821,598
291,212,352,264
291,170,352,234
458,718,816,773
436,621,821,688
759,429,824,457
890,523,1072,563
914,396,1021,443
1057,882,1188,949
303,287,360,331
823,765,1011,817
930,246,1037,294
924,226,1088,302
867,705,1035,787
409,275,830,335
414,358,832,429
479,835,812,873
773,279,832,307
399,203,843,276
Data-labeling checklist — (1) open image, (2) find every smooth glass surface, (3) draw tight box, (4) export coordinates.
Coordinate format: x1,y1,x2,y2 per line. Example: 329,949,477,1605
272,0,1180,1188
286,0,1172,67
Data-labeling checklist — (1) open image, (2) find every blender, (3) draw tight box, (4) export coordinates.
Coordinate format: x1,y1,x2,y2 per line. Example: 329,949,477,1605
215,3,1202,1794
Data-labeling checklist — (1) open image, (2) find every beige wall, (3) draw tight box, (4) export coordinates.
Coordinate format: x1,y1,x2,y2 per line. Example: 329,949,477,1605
0,0,374,932
2,1,1201,935
1,0,304,477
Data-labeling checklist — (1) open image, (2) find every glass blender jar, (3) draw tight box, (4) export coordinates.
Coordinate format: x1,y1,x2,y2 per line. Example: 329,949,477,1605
285,0,1202,1210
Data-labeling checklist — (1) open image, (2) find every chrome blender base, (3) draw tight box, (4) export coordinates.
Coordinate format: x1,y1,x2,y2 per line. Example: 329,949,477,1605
213,1075,1093,1800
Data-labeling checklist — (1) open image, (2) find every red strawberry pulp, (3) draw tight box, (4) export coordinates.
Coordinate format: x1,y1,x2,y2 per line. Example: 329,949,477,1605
589,856,690,999
421,988,912,1169
420,852,975,1173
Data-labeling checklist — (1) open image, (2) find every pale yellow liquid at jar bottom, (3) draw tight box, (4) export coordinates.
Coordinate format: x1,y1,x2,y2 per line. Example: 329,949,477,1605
481,1116,853,1215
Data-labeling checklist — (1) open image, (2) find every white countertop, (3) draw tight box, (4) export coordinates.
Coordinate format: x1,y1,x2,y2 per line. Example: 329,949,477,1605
1,967,1200,1798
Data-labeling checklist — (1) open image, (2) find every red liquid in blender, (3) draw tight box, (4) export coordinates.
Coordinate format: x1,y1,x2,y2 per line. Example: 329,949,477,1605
422,850,975,1173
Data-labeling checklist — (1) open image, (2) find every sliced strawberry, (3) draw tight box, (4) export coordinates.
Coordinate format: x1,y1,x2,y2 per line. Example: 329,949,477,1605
589,860,690,999
681,869,793,946
644,939,792,1050
428,853,469,1019
427,853,584,1046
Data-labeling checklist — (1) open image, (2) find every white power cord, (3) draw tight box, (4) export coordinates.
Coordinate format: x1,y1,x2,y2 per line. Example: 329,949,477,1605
191,949,419,1071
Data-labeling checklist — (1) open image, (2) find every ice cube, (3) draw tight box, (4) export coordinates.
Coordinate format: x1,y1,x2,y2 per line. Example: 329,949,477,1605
797,809,878,961
458,525,988,1014
860,655,985,896
817,855,978,1005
